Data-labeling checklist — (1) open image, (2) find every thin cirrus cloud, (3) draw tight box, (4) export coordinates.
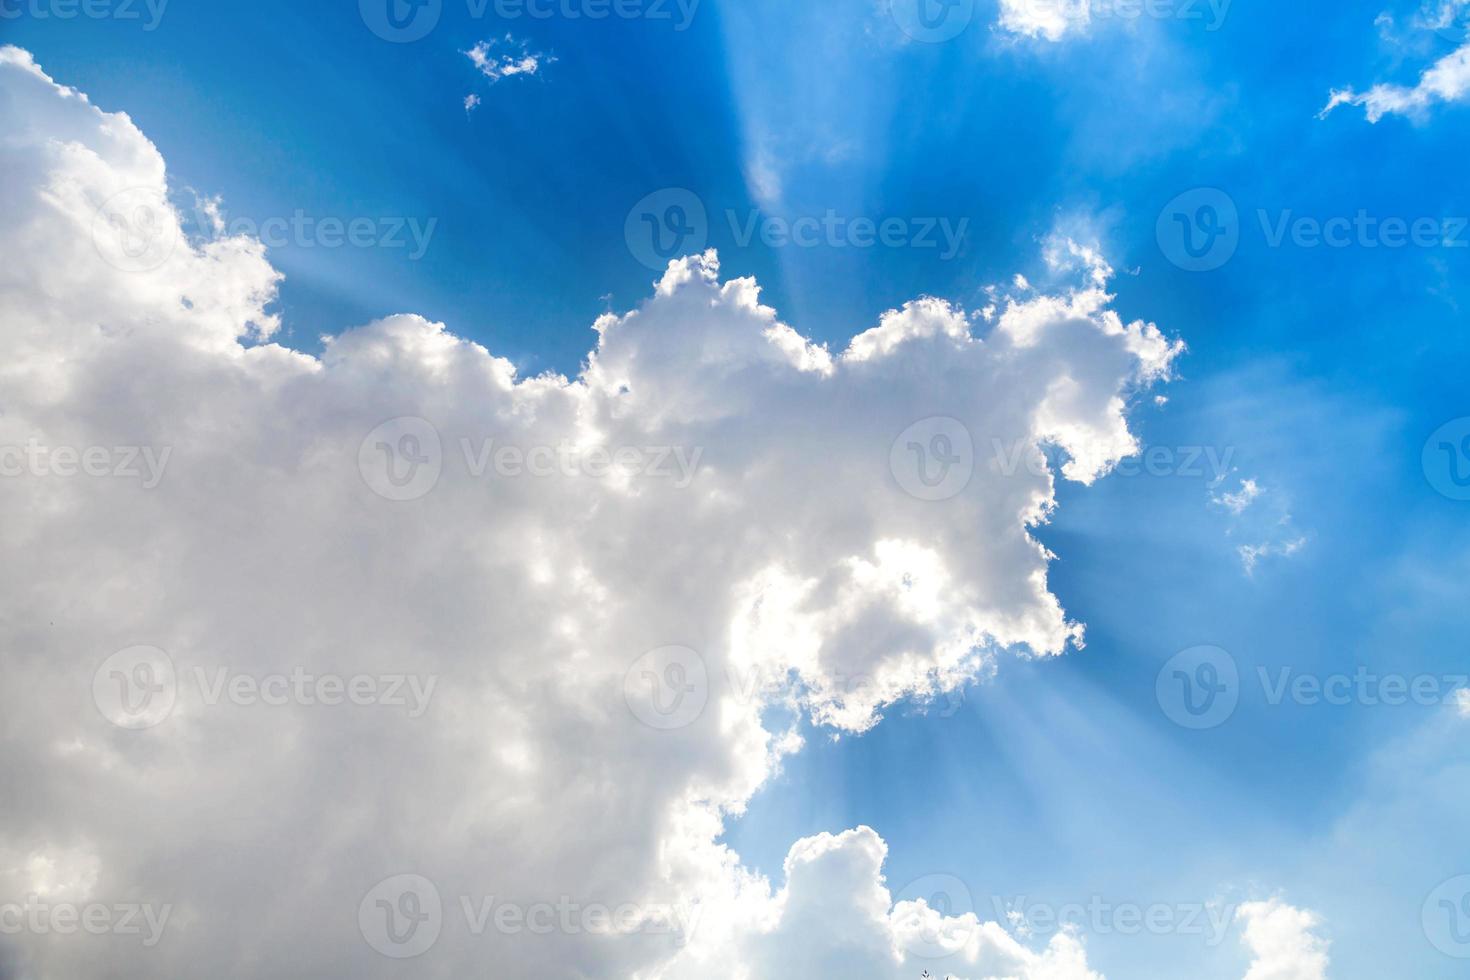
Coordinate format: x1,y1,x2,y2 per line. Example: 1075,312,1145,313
0,43,1330,980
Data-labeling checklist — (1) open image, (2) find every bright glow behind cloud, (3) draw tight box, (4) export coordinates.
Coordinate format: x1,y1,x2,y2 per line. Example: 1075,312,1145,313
0,45,1344,980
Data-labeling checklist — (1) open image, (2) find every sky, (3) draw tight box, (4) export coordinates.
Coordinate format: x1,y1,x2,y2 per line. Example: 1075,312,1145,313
1,1,1469,978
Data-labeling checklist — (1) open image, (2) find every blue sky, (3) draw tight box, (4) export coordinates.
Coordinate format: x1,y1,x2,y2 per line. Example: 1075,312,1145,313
6,0,1470,976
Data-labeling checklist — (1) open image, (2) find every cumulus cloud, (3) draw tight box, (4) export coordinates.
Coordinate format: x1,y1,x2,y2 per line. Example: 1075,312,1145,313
1237,900,1331,980
653,827,1107,980
0,45,1190,979
1323,1,1470,120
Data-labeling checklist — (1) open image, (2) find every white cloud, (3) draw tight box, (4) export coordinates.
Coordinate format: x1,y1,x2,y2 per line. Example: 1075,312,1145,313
1323,1,1470,120
1209,472,1305,575
463,93,482,114
1456,687,1470,717
658,827,1106,980
998,0,1091,41
465,34,553,82
1238,536,1307,575
0,45,1201,980
1213,477,1262,515
1236,900,1331,980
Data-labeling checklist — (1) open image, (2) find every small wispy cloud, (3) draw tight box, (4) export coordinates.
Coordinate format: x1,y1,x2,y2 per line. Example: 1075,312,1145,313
1239,536,1307,576
1211,474,1306,576
463,93,482,114
465,35,554,82
1213,477,1262,515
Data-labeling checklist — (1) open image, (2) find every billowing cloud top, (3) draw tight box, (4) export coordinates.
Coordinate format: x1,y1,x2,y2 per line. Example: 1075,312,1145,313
0,45,1344,980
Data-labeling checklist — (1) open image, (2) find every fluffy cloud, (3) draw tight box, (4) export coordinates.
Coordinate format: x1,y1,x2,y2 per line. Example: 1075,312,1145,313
1323,1,1470,120
0,45,1198,979
664,827,1105,980
998,0,1091,40
1237,900,1331,980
